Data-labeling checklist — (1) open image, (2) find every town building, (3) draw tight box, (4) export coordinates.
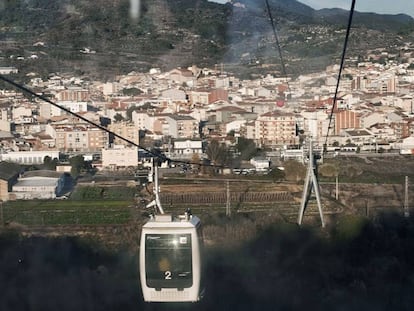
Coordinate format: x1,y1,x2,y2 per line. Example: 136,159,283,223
334,110,361,135
108,121,140,146
52,125,109,152
154,115,199,139
250,157,271,172
169,139,204,159
0,150,60,165
12,170,69,200
0,161,21,201
101,146,139,169
55,87,90,102
255,111,299,147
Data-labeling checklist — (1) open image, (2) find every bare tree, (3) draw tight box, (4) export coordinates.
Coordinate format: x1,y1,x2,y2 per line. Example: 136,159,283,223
206,139,229,166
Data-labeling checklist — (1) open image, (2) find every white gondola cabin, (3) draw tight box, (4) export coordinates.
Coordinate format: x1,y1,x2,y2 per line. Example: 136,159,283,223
139,212,204,302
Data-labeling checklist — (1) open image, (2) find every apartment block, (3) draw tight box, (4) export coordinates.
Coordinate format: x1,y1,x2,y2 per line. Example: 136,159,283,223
255,111,299,147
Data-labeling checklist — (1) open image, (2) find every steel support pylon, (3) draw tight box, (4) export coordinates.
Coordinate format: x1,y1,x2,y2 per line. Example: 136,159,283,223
298,140,325,227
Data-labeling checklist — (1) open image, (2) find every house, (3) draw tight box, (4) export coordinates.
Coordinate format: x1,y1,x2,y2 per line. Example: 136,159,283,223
212,106,247,123
161,88,187,102
190,88,211,106
0,161,21,201
250,157,271,172
0,67,18,74
169,139,204,159
164,68,195,87
398,136,414,154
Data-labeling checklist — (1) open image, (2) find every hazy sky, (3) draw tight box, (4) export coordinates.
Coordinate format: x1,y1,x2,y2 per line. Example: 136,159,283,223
209,0,414,18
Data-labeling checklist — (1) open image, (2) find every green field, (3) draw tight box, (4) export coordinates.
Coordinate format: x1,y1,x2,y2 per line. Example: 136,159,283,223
1,200,133,226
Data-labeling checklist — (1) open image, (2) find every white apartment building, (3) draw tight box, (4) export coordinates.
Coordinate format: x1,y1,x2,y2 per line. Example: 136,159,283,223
40,101,88,118
12,106,32,121
300,110,330,145
132,110,158,131
101,146,139,168
164,115,199,139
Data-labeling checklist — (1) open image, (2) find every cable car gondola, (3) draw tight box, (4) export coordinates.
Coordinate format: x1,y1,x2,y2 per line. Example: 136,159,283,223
139,211,204,302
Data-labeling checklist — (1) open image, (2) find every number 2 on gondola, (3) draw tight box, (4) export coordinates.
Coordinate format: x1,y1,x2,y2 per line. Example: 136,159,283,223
165,271,172,279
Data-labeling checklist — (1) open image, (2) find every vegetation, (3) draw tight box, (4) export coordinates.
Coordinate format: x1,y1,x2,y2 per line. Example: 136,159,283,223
69,155,95,178
121,87,142,96
1,0,412,78
43,156,58,170
283,159,307,182
318,162,339,178
319,156,414,184
206,139,231,166
235,137,260,161
2,212,414,309
70,186,136,200
2,200,132,225
113,113,125,122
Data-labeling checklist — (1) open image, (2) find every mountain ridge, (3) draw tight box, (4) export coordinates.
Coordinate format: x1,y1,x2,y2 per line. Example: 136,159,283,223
0,0,413,79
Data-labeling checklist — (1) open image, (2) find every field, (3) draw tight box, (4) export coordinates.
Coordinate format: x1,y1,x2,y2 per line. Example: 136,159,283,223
2,154,414,247
1,200,133,226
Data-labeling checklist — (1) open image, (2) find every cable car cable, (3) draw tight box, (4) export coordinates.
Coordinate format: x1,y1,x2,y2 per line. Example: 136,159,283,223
0,74,224,169
264,0,291,94
323,0,356,149
0,74,205,303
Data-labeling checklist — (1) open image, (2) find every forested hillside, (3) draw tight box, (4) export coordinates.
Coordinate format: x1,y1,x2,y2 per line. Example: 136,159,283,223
1,0,413,79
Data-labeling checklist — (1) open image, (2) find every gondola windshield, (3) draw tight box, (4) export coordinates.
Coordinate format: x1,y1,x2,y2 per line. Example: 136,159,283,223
145,233,193,288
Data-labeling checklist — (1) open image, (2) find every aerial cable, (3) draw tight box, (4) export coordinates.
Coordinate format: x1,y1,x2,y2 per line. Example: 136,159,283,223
324,0,356,149
0,74,222,168
264,0,291,94
0,74,163,158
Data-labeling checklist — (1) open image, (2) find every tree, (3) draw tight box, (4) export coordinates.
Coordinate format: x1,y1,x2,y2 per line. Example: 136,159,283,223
236,137,259,161
190,153,201,174
267,168,285,182
43,156,58,170
319,163,339,178
122,87,142,96
69,155,86,178
113,113,124,122
206,139,230,166
126,103,154,120
283,160,306,182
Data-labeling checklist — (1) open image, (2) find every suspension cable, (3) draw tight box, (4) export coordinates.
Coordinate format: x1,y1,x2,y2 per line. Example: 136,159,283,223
264,0,291,94
324,0,356,149
0,74,221,168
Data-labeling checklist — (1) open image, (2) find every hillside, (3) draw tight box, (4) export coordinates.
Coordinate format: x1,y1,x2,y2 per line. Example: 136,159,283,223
0,0,413,79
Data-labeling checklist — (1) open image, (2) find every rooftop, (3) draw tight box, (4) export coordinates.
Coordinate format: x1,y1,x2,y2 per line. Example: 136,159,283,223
14,178,58,188
0,161,22,181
